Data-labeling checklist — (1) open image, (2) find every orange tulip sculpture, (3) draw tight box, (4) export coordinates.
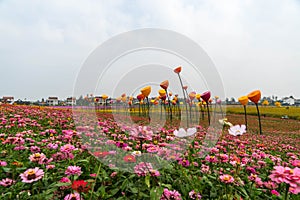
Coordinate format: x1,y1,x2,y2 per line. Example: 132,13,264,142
141,86,151,120
248,90,262,135
238,96,249,129
160,80,172,121
174,66,189,127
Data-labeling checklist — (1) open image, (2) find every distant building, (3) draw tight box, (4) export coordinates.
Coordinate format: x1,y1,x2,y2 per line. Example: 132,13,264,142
282,97,295,105
66,97,76,106
46,97,59,106
1,96,14,104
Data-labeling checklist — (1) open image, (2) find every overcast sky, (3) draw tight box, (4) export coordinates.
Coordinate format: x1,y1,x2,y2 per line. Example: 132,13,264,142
1,0,299,101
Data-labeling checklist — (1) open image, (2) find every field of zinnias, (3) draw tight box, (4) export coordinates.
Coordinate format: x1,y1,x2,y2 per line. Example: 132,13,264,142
0,104,299,200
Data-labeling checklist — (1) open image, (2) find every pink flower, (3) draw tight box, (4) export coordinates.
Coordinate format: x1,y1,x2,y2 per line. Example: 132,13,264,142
201,164,210,174
134,162,160,177
160,188,182,200
271,190,280,196
65,166,82,176
46,164,55,169
205,155,218,163
130,126,153,141
269,166,290,184
64,193,81,200
178,159,190,167
29,153,47,163
59,177,71,190
0,178,15,187
220,174,234,184
60,144,76,153
0,160,7,166
20,167,44,183
291,160,300,167
189,190,202,199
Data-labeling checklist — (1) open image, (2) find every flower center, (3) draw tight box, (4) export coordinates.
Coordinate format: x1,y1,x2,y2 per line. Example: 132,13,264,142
27,170,36,180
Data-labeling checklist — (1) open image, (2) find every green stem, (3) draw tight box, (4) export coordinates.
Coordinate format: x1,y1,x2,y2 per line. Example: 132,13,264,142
177,74,189,128
165,89,172,121
255,103,262,135
89,162,102,200
243,105,247,130
284,184,290,200
206,102,210,126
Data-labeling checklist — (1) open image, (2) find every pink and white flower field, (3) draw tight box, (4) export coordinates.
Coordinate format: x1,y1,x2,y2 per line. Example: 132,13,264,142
0,104,299,199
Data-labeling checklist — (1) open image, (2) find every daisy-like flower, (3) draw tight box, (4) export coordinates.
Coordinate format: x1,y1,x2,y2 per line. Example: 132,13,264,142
160,188,182,200
131,151,142,157
72,180,90,193
20,167,44,183
220,174,234,184
29,153,47,163
0,178,15,187
228,125,246,136
189,190,202,199
123,155,136,163
173,127,196,138
64,193,81,200
65,166,82,176
60,144,76,154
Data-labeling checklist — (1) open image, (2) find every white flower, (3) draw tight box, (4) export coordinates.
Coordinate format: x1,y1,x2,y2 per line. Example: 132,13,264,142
219,118,233,127
173,127,197,138
131,151,142,157
228,125,246,136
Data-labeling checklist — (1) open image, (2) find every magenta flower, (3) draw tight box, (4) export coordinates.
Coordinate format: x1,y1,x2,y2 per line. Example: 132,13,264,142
65,166,82,176
20,167,44,183
60,144,76,153
271,189,280,196
0,161,7,166
160,188,182,200
219,174,234,184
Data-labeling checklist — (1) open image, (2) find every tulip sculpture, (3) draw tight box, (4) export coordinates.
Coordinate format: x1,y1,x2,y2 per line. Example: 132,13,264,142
102,94,108,110
137,94,144,116
160,80,172,121
248,90,262,135
141,86,151,121
189,91,196,122
196,94,204,120
174,66,189,127
238,96,248,129
158,89,166,119
201,91,211,126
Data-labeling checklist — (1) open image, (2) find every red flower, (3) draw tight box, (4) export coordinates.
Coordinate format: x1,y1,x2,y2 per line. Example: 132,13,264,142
123,155,136,163
72,180,90,193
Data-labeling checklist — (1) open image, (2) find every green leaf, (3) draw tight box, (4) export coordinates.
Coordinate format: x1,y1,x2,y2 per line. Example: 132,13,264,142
150,187,163,200
145,175,150,188
2,167,11,172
